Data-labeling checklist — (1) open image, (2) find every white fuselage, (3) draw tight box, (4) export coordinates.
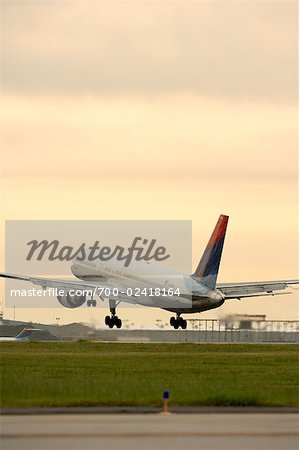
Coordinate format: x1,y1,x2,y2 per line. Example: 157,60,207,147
71,259,225,313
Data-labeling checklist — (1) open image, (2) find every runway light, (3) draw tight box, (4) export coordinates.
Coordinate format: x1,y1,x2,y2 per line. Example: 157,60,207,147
162,390,171,415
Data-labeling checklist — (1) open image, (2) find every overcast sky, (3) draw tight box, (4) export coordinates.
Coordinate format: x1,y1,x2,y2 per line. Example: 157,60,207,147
2,1,297,100
0,0,298,326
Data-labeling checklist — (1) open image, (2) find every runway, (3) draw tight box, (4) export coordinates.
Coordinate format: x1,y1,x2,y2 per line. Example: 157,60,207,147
1,413,298,450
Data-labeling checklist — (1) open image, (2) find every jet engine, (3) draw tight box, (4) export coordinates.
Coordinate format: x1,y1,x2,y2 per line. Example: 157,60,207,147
57,291,86,308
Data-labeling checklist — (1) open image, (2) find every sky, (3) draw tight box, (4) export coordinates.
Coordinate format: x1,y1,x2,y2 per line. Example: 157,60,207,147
0,0,298,327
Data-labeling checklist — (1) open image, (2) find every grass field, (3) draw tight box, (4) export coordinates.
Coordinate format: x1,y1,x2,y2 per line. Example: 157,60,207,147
0,342,298,407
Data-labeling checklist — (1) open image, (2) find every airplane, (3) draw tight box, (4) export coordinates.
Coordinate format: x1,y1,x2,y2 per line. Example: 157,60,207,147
0,328,39,342
0,215,298,329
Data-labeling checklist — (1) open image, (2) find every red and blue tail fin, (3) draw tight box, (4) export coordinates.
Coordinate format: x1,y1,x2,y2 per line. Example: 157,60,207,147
15,328,36,340
192,214,229,288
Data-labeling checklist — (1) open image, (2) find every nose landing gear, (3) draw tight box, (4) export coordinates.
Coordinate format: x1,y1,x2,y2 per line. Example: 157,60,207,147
170,314,187,329
86,298,97,307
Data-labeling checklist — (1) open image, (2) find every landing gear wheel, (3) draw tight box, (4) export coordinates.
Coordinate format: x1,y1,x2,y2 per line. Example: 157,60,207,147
170,315,187,329
105,300,123,329
181,319,187,329
105,314,122,329
87,298,96,307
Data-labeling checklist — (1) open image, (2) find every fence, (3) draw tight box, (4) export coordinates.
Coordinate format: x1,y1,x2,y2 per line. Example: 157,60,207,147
183,319,299,343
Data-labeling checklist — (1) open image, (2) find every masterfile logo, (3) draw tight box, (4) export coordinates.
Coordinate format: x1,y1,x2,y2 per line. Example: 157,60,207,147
26,237,170,267
4,220,192,308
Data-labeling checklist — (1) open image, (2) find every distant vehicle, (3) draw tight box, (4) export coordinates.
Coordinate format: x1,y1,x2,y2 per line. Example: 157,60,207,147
0,328,38,342
1,215,298,330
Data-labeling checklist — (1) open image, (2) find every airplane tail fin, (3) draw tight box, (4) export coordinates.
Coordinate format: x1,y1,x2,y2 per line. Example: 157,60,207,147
15,328,36,340
192,214,229,288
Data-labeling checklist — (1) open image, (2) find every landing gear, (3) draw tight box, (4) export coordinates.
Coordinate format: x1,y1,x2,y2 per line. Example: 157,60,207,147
86,299,97,307
104,300,122,329
105,315,122,329
170,315,187,329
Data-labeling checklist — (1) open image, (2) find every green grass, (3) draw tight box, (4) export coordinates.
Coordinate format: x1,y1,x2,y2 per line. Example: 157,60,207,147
0,342,298,407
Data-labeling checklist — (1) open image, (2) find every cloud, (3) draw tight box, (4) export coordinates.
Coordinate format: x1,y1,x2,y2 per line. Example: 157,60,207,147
1,1,297,101
1,94,297,180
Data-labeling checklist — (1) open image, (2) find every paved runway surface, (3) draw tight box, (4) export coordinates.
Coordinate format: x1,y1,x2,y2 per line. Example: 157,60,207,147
1,413,298,450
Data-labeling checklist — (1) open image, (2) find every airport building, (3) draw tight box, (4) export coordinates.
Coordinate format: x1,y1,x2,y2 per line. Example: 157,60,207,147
0,316,298,343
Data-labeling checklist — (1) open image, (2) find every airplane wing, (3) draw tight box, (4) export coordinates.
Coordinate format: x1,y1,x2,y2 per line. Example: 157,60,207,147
217,280,299,299
0,272,103,292
1,272,298,304
0,272,138,306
